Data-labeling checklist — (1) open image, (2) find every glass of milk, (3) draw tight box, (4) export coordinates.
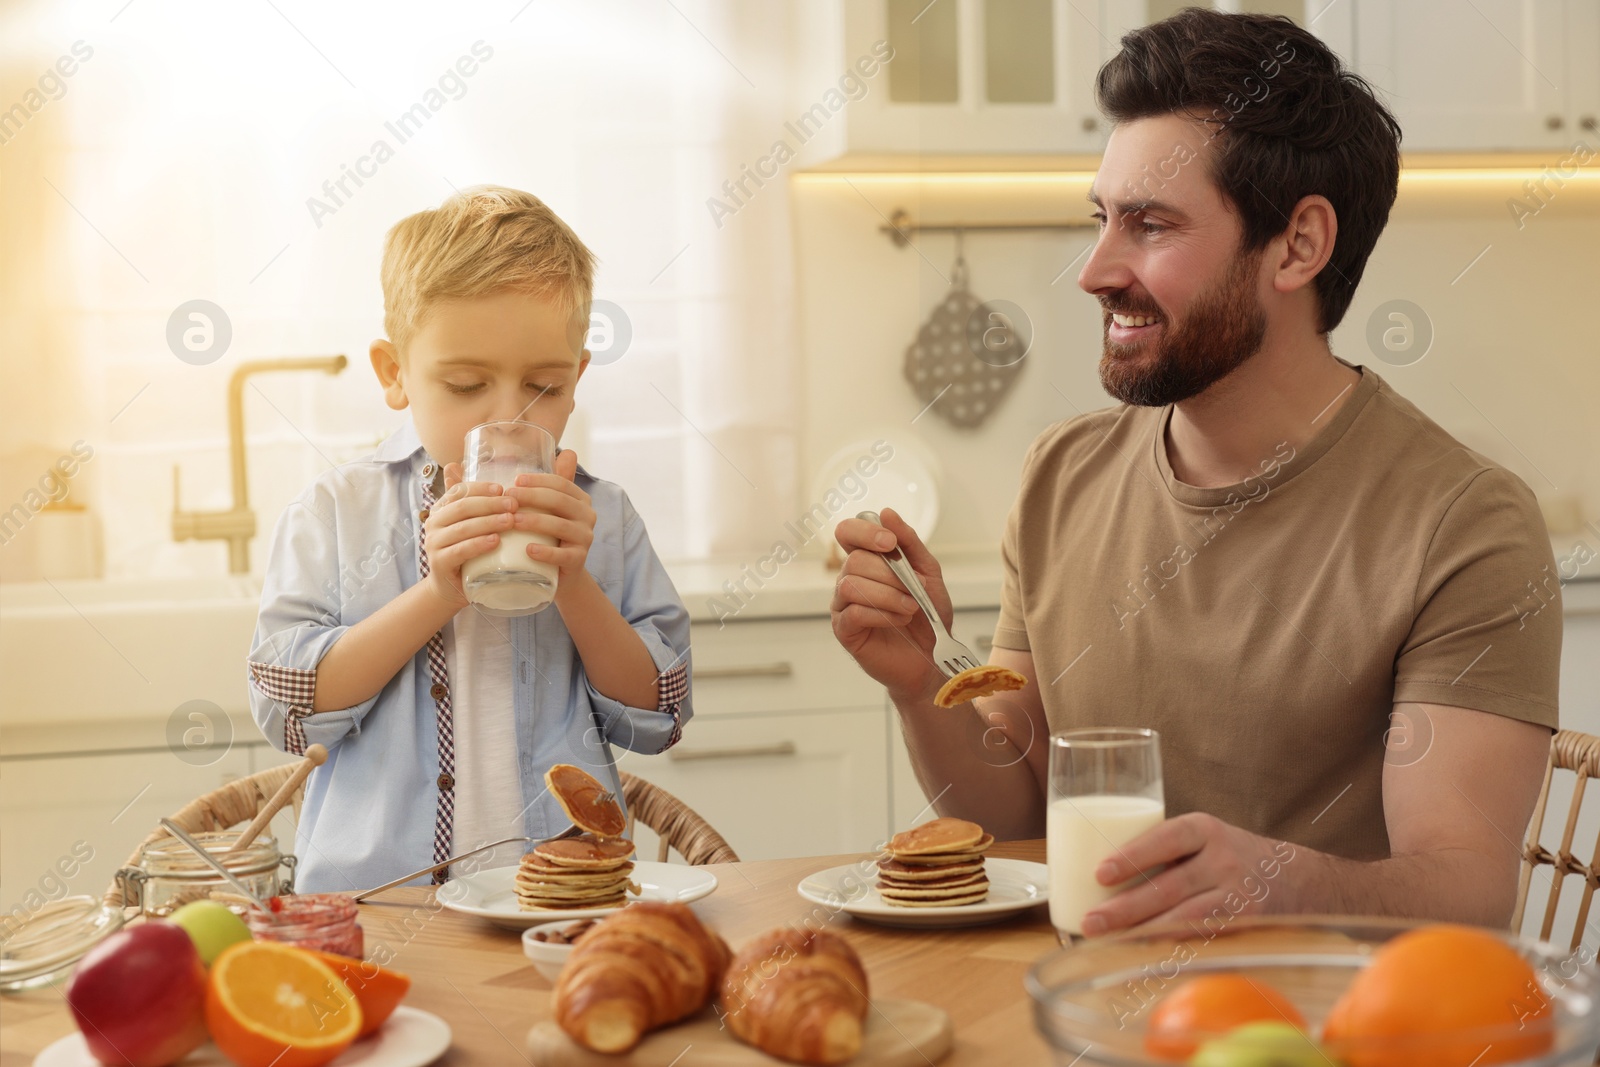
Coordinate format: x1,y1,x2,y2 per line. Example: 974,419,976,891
460,420,561,616
1047,728,1164,943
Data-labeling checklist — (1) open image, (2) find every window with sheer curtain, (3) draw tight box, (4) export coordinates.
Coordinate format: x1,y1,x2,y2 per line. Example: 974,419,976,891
0,0,800,581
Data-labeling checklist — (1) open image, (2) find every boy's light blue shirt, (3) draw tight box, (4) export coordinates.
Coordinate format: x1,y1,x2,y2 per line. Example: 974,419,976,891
246,419,691,892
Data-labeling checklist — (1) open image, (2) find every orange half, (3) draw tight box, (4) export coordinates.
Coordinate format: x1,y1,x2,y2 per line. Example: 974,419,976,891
306,949,411,1037
206,941,363,1067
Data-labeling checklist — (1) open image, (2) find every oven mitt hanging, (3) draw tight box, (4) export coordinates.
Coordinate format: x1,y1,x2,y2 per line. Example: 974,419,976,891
902,251,1027,429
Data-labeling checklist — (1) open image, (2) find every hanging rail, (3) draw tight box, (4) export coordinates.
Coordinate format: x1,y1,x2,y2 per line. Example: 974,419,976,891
878,208,1096,247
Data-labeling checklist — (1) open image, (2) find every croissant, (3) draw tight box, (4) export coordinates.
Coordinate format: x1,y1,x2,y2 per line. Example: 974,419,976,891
553,901,731,1053
720,928,870,1065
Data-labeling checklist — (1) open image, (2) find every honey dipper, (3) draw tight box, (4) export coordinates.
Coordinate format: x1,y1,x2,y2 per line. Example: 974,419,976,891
225,744,327,855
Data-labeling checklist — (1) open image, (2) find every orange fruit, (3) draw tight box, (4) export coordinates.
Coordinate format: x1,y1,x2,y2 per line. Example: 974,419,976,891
205,941,363,1067
1144,975,1307,1060
304,949,411,1037
1323,924,1553,1067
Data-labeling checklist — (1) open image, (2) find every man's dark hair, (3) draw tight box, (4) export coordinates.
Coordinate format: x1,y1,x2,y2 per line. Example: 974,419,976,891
1096,8,1401,333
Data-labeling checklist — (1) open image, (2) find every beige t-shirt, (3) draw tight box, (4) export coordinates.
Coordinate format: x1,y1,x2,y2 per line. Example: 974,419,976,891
995,364,1560,860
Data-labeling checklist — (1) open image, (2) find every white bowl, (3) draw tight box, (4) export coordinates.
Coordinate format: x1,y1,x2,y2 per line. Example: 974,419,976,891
521,920,587,982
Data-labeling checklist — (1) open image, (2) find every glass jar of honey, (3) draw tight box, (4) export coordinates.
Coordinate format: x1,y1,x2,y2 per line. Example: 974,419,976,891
118,831,294,917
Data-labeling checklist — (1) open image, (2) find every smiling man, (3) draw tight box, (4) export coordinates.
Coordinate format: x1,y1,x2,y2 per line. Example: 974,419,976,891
832,9,1560,930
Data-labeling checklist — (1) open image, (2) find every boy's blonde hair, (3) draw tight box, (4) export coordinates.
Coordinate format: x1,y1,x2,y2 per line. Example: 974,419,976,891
380,185,596,353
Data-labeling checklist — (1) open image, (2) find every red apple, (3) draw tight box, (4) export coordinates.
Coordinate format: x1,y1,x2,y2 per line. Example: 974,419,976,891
66,920,209,1067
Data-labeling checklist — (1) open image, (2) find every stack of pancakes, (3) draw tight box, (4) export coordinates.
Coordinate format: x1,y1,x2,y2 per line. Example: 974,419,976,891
876,817,994,908
516,835,639,912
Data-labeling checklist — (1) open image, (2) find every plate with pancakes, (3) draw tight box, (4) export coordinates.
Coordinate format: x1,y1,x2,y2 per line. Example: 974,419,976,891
797,817,1048,928
439,763,718,929
440,853,717,930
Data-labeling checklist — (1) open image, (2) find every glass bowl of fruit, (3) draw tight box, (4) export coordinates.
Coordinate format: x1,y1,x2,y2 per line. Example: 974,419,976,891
1026,916,1600,1066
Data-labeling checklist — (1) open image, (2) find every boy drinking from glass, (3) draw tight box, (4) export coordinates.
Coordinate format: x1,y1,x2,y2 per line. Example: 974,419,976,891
248,187,690,892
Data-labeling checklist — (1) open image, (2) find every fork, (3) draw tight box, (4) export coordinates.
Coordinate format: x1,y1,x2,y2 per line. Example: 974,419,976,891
856,510,983,679
351,824,582,902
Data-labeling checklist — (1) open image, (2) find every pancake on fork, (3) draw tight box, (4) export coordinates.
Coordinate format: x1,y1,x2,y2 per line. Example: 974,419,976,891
545,764,628,838
933,664,1028,708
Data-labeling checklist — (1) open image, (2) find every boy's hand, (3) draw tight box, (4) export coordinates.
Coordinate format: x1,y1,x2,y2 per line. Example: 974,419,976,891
422,462,519,609
510,449,597,584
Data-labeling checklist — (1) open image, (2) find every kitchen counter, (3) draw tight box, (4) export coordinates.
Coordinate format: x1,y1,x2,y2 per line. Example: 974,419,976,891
668,549,1005,624
667,550,1600,621
1,546,1593,731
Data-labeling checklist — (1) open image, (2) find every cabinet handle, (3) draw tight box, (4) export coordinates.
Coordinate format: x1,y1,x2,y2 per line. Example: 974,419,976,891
1581,116,1597,132
975,635,992,652
1546,115,1564,130
694,662,794,680
667,741,798,762
1081,116,1099,132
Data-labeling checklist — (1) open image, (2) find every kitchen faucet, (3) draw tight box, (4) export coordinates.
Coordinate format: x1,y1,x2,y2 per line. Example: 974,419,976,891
172,355,348,574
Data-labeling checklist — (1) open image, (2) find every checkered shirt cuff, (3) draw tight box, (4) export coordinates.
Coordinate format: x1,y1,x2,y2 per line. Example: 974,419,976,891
656,661,688,751
249,661,317,756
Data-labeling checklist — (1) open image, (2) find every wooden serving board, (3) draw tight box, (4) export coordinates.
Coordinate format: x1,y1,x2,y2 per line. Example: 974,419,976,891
526,998,952,1066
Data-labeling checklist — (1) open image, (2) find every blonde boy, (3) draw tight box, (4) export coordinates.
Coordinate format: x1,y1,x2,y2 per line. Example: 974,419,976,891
248,187,691,891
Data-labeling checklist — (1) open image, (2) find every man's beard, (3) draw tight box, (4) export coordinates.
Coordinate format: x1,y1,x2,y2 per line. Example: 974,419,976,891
1098,247,1268,407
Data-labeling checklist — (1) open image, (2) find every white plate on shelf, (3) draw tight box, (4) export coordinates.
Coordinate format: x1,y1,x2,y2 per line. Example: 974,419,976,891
797,857,1049,929
35,1005,450,1066
439,861,717,930
810,434,942,542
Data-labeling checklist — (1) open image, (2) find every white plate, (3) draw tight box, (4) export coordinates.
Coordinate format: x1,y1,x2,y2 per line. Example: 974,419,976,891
35,1005,450,1067
810,434,942,542
797,857,1049,929
440,861,717,930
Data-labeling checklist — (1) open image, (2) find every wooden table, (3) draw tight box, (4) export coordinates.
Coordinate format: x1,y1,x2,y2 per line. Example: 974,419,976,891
0,841,1059,1066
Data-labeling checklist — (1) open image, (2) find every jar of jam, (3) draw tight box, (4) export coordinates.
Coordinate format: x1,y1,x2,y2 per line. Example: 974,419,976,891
245,893,363,958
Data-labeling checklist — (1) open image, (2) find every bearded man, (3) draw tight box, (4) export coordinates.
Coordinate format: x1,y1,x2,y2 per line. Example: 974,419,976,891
831,8,1559,931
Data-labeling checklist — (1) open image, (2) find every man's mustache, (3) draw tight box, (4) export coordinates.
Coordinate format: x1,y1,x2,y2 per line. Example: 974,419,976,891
1100,299,1163,319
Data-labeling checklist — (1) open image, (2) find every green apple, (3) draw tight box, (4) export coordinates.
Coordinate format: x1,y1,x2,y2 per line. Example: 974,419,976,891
168,899,251,966
1189,1021,1333,1067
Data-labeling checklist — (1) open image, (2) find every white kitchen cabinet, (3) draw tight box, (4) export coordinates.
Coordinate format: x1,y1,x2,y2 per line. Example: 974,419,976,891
838,0,1354,157
1565,1,1600,141
837,0,1600,157
619,706,890,863
686,616,883,717
841,0,1109,154
0,743,294,915
1099,1,1354,65
653,614,884,859
1353,0,1589,151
